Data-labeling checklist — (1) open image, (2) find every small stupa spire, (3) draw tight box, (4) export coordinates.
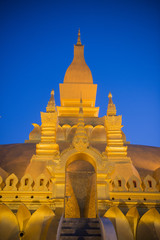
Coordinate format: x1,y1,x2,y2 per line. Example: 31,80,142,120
107,92,117,116
46,90,56,112
108,92,113,104
72,98,89,151
76,29,82,46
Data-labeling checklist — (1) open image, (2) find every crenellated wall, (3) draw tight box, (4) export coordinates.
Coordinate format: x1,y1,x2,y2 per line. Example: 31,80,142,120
0,172,159,212
0,173,55,211
0,173,159,193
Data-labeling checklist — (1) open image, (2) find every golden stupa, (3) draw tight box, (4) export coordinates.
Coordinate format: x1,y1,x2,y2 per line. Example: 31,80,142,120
0,30,160,240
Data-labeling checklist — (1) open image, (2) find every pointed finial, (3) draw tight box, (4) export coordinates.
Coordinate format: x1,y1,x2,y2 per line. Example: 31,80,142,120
108,92,113,104
76,29,82,45
51,89,54,96
108,92,112,98
107,92,116,116
46,89,56,112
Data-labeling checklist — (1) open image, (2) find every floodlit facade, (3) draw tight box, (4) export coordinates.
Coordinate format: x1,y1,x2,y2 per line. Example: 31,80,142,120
0,30,160,240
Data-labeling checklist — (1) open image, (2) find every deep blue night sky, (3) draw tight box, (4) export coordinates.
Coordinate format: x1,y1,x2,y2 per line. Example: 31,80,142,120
0,0,160,147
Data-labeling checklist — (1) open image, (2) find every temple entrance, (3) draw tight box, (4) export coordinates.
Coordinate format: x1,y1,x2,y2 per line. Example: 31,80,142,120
65,159,97,218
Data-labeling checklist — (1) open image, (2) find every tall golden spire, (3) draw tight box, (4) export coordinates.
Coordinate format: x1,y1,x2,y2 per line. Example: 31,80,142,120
58,30,99,117
107,92,117,116
76,29,82,46
46,90,56,112
63,28,93,84
72,98,89,152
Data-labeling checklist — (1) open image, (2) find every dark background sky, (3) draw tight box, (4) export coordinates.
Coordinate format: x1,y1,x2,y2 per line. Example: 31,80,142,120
0,0,160,147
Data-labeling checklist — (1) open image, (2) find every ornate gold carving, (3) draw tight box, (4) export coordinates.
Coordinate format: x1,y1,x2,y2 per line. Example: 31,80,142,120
72,99,89,152
105,115,122,129
41,112,58,126
72,137,89,152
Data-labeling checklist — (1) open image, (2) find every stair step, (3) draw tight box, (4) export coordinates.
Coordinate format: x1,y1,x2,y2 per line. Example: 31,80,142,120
59,218,102,240
62,223,100,228
86,229,101,235
62,219,100,229
63,218,99,223
61,229,101,234
61,233,101,236
60,237,102,240
61,229,76,234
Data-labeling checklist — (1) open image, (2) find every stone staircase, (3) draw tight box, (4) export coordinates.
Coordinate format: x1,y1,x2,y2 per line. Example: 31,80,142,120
59,218,102,240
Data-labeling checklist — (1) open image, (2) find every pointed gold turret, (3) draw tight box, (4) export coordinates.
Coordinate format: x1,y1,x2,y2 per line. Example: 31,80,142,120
72,99,89,152
105,93,129,160
46,90,56,112
57,30,99,117
76,29,82,46
107,92,117,116
63,29,92,84
36,90,59,157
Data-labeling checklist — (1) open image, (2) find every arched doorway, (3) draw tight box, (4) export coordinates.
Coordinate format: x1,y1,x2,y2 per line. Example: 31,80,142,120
65,155,97,218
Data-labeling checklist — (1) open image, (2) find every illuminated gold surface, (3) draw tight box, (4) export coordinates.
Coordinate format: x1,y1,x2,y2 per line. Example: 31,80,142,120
104,206,134,240
72,99,89,152
126,207,140,238
0,203,159,240
35,90,59,157
107,92,117,116
65,160,97,218
0,31,160,240
137,208,160,240
24,205,55,240
16,204,31,233
58,30,99,117
63,29,93,84
0,204,19,240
